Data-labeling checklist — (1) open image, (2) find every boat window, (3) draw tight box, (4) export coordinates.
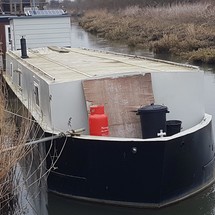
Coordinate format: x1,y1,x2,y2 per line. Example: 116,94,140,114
17,68,22,88
5,25,12,51
33,81,40,107
8,27,11,45
10,62,13,79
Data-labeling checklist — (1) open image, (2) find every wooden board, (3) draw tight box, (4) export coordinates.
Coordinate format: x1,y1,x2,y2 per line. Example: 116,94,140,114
82,74,154,138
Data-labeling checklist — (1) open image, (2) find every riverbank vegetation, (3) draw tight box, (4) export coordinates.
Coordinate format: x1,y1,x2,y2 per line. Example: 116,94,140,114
79,2,215,63
0,88,33,214
52,0,209,12
0,84,60,214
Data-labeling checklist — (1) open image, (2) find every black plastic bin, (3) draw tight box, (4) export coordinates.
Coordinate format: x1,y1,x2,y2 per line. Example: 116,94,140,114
137,104,169,139
166,120,182,136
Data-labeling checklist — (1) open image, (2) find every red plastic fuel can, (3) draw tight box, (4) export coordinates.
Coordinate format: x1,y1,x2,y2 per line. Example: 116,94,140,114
89,105,109,136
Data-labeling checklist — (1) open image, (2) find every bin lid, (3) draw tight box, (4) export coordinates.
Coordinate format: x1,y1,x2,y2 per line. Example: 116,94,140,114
137,104,168,113
166,120,182,126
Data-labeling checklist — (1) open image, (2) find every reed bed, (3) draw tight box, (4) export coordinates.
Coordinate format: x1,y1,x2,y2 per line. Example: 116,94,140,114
0,88,37,214
80,2,215,63
0,85,65,214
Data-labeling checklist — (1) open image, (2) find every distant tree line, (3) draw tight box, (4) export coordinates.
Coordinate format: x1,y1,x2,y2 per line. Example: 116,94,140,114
47,0,213,11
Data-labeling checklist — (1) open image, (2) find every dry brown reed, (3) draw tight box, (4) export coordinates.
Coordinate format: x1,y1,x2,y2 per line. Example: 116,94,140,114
0,85,65,214
80,2,215,63
0,87,36,214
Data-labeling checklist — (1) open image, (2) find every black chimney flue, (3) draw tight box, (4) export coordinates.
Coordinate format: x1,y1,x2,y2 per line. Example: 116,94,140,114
20,36,28,59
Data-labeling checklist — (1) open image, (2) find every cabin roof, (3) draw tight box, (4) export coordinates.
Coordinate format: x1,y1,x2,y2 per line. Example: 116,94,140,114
9,47,200,84
9,14,70,20
0,16,16,22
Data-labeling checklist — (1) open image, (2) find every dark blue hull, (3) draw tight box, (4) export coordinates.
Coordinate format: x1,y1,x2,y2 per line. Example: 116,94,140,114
46,119,215,208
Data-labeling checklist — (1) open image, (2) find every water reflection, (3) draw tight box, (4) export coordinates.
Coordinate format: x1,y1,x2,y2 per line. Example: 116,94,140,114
47,23,215,215
49,183,215,215
71,23,154,58
17,143,48,215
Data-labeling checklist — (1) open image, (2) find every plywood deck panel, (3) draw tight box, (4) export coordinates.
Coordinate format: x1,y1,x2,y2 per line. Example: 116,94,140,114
82,73,154,138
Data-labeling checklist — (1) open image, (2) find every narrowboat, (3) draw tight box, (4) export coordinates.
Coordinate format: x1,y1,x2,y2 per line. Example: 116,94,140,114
3,45,215,208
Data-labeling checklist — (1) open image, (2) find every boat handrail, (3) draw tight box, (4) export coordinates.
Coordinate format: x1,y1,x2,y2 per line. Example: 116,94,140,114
80,48,200,70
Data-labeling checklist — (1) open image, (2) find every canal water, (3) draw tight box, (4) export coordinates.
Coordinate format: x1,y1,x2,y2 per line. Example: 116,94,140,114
37,23,215,214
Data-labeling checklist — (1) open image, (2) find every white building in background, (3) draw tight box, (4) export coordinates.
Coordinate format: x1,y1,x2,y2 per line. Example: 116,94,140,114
6,10,71,51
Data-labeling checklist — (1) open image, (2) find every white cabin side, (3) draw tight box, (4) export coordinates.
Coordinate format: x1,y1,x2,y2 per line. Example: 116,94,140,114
5,51,89,134
9,16,71,51
49,82,89,133
151,71,205,130
5,52,53,132
4,48,206,137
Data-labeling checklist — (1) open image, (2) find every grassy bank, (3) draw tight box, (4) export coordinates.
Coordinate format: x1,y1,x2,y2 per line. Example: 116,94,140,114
80,3,215,64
